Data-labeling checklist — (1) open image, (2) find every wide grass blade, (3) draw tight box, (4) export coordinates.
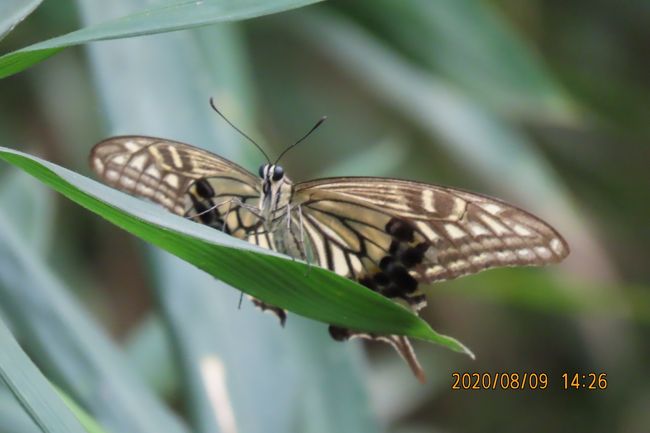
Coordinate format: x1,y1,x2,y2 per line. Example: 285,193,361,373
439,268,650,324
0,387,42,433
57,389,109,433
0,317,88,433
0,170,54,253
338,0,574,121
124,315,178,399
0,147,471,354
0,209,190,433
0,0,324,79
0,0,43,40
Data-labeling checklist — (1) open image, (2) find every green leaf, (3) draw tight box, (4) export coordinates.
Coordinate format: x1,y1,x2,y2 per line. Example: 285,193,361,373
0,317,88,433
338,0,574,120
0,387,42,433
0,0,43,40
0,169,54,253
56,389,109,433
0,146,471,356
0,207,190,433
0,0,324,79
439,268,650,325
123,315,178,399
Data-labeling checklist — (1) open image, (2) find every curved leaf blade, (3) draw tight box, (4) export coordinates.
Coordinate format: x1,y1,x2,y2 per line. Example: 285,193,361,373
0,0,324,79
0,210,190,433
0,146,472,356
0,318,87,433
0,0,43,40
56,389,110,433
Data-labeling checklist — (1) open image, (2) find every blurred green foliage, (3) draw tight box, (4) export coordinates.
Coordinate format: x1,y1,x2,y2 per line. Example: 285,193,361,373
0,1,648,433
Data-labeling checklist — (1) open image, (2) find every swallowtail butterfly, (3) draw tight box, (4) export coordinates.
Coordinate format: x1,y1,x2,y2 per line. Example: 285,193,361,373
90,100,569,382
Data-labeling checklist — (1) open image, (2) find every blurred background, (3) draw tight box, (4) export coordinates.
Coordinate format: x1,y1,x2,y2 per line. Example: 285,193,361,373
0,1,649,432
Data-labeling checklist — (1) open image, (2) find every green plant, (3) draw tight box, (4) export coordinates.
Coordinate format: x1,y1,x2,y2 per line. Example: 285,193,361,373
1,1,648,432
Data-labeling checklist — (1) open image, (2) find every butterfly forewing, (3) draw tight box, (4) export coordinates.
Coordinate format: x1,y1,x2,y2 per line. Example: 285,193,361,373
294,177,569,285
90,136,262,236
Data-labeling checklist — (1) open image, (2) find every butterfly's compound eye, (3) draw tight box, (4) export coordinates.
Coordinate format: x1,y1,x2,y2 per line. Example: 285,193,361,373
272,165,284,181
258,164,266,178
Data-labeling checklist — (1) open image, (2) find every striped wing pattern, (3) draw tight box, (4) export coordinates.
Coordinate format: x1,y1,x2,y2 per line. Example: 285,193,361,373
295,177,569,285
90,136,263,237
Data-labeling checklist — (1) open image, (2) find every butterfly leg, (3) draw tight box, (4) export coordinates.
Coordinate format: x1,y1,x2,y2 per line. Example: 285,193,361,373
286,204,293,258
329,326,425,383
221,200,235,233
188,197,262,230
221,197,263,218
249,298,287,326
220,197,264,232
234,199,262,217
296,205,312,276
184,197,227,231
280,204,311,270
276,205,310,269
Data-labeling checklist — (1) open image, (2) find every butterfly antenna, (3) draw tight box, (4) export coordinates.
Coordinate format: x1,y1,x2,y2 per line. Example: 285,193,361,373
274,116,327,164
209,97,271,162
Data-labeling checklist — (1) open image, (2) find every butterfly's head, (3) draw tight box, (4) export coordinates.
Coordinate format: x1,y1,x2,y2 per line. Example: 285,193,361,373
258,163,284,183
258,163,291,217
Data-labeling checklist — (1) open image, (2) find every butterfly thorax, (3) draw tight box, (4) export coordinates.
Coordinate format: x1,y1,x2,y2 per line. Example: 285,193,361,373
258,163,294,231
257,163,307,260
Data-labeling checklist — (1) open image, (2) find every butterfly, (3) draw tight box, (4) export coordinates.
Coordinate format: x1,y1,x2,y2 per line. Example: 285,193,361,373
89,99,569,382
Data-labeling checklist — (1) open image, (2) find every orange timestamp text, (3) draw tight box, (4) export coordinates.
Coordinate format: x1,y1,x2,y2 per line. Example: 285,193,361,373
451,372,549,390
561,373,608,390
451,372,609,391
